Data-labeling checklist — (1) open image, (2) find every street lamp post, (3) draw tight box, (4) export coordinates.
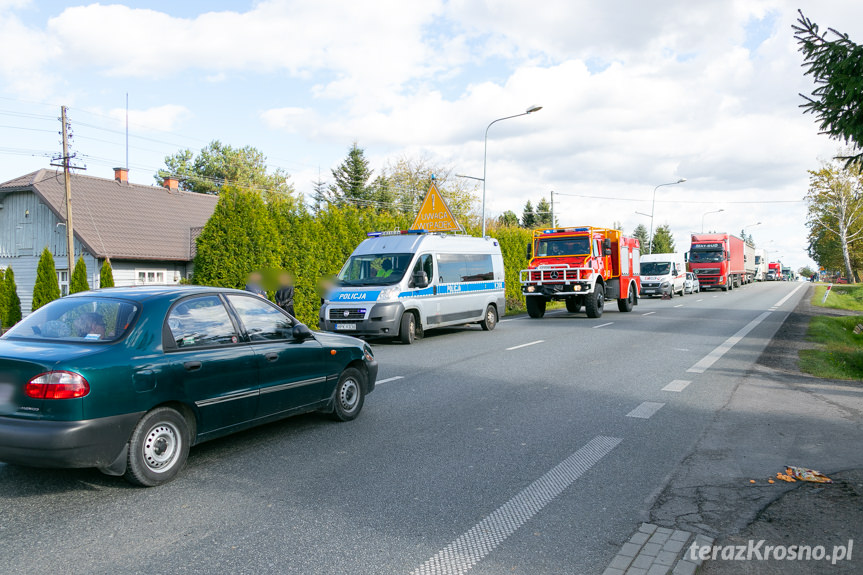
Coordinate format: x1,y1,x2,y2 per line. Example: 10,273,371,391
647,179,686,254
481,105,543,237
701,208,725,233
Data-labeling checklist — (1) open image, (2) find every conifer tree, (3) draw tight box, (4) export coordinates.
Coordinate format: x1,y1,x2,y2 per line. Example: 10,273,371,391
100,259,115,288
5,267,21,326
32,248,61,311
0,268,6,329
70,256,89,293
329,143,374,206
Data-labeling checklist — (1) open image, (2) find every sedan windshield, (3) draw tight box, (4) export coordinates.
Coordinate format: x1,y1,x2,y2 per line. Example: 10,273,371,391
689,250,724,263
641,262,671,275
337,253,413,286
1,297,139,343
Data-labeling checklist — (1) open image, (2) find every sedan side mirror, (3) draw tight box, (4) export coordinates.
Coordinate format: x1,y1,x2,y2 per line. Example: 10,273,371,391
412,270,429,289
292,324,313,341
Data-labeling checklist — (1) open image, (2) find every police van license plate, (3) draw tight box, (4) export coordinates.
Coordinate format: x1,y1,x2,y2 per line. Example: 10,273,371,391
335,324,356,331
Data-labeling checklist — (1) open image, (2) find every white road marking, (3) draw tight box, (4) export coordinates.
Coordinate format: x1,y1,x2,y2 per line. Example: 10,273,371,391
376,376,404,385
593,322,613,329
411,436,622,575
662,380,691,392
642,311,656,316
626,402,665,419
673,304,683,308
506,340,544,351
696,299,704,302
673,348,690,351
687,311,772,374
772,284,805,308
712,295,718,298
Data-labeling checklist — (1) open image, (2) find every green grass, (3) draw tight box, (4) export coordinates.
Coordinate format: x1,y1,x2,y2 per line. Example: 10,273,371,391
812,284,863,312
799,315,863,380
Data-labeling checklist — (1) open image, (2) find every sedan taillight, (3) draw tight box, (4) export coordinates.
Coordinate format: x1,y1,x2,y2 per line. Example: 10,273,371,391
26,371,90,399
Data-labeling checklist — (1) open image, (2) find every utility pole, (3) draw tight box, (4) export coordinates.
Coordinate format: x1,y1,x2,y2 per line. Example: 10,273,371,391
61,106,75,278
550,190,554,228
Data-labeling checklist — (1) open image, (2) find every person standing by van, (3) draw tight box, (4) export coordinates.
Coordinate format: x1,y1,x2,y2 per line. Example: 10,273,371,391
244,271,267,298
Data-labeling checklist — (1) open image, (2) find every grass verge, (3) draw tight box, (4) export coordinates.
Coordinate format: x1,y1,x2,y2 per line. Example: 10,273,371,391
811,284,863,312
799,315,863,380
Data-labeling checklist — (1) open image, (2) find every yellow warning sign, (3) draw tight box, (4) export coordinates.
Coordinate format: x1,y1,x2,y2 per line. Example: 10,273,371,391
411,183,461,232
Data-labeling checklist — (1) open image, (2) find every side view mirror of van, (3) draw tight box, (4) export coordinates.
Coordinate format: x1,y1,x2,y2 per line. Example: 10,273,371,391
412,270,429,289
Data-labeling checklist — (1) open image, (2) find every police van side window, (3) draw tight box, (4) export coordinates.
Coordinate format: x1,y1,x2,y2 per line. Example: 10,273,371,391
437,254,466,283
463,254,494,281
438,253,494,283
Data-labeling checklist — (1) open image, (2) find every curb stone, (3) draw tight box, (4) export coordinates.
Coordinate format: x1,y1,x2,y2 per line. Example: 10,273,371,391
602,523,714,575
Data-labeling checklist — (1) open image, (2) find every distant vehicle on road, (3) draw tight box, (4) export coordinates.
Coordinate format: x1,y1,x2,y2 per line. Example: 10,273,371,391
639,253,686,298
0,286,377,486
319,231,505,344
754,249,769,281
520,226,641,318
685,272,700,294
767,262,782,280
688,233,745,291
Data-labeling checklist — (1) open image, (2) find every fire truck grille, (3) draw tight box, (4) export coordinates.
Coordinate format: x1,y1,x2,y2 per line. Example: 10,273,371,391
328,308,366,321
529,269,582,282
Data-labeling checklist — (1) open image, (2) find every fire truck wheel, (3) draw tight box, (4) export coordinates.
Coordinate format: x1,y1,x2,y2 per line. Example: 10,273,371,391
617,285,635,312
526,297,546,318
585,286,605,318
480,305,498,331
565,298,582,313
399,312,417,344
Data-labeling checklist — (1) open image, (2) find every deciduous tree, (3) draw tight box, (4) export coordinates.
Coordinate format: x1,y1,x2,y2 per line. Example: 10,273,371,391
498,210,519,227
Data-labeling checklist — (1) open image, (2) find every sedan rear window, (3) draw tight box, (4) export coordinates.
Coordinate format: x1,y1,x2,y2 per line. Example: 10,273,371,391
2,297,139,343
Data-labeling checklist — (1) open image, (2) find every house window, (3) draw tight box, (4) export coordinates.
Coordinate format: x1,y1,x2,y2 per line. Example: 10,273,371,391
57,270,69,297
136,270,167,285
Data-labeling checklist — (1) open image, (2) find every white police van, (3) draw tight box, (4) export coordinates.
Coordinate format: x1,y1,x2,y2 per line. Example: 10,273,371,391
319,231,505,344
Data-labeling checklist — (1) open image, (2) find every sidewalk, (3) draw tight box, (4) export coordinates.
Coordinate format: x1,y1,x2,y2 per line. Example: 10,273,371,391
603,286,863,574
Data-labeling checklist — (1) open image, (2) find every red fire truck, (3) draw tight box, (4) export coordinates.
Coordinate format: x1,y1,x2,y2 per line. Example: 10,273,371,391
519,226,641,318
688,233,745,291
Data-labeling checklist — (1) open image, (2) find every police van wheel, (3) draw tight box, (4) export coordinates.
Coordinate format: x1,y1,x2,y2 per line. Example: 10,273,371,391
526,297,546,318
585,286,605,318
399,312,417,344
480,305,497,331
565,298,582,313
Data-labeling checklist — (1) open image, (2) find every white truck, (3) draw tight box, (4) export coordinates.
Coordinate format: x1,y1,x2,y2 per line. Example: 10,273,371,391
754,248,769,281
639,253,686,298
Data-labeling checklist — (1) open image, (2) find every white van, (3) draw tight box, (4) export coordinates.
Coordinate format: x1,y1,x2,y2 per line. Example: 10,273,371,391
319,231,506,344
639,253,686,297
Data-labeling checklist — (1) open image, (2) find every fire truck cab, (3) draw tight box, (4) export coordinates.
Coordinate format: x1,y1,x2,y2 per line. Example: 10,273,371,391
519,226,641,318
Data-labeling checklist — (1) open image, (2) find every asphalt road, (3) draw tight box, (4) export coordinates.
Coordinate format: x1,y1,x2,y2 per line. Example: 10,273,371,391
0,281,808,575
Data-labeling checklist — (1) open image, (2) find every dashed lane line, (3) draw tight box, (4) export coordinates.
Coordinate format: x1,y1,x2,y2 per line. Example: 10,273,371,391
642,311,656,316
376,376,404,385
673,304,683,308
662,380,691,392
593,322,614,329
696,299,704,302
410,435,622,575
506,340,544,351
626,402,665,419
687,311,771,374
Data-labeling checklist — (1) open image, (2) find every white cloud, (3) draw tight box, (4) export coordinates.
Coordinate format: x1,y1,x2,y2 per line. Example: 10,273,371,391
106,104,191,132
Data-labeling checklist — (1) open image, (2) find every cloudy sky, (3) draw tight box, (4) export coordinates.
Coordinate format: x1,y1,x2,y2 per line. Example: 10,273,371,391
1,0,860,272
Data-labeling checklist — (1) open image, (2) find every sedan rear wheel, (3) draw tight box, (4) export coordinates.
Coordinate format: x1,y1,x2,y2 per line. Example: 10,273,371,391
124,407,190,487
330,367,365,421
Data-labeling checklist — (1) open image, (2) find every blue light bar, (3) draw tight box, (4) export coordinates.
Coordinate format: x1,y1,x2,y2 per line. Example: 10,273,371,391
367,229,428,237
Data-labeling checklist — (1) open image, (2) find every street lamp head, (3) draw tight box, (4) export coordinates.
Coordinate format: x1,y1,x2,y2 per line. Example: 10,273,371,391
677,178,687,183
526,105,543,114
718,208,725,212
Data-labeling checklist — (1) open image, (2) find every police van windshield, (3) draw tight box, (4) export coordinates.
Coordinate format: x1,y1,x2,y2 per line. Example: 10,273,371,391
337,253,412,286
536,237,590,257
641,262,671,275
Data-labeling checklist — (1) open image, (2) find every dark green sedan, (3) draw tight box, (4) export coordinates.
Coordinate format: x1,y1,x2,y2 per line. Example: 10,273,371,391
0,286,377,486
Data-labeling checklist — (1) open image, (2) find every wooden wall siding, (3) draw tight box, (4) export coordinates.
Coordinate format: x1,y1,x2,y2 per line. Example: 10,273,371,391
0,191,89,259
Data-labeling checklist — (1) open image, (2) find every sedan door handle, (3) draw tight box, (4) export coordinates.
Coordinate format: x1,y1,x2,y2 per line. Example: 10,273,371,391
184,361,202,372
265,352,279,363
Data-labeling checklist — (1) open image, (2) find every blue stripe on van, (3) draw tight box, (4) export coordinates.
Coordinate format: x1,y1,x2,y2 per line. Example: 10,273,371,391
435,281,505,295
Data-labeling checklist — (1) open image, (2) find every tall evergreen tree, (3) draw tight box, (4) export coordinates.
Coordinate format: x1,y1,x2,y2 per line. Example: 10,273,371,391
651,224,676,254
521,200,536,228
32,248,61,311
70,256,89,293
4,267,21,326
100,259,115,288
330,143,374,206
535,198,552,228
632,224,650,252
498,211,519,227
0,268,6,329
311,169,334,212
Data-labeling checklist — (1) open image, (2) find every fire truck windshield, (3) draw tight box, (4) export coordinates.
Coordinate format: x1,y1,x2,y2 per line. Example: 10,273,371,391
536,237,590,257
689,250,724,263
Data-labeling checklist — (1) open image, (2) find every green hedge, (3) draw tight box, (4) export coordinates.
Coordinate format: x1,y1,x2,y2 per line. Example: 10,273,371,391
193,188,533,327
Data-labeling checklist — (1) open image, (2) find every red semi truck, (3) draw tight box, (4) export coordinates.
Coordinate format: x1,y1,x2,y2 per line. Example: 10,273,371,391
688,233,745,291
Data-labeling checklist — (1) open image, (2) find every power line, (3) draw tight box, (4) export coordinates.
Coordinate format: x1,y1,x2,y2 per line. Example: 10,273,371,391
551,191,805,204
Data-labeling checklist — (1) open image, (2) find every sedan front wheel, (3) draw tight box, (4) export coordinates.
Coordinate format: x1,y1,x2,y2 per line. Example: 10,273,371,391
330,367,366,422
